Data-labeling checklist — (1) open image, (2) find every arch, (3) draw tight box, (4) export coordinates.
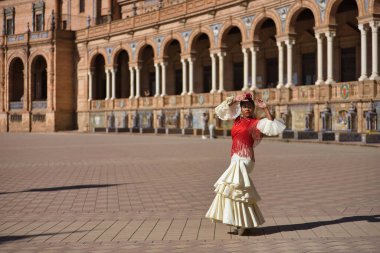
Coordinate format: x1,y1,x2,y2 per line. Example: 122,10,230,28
325,0,363,25
110,46,132,67
163,40,183,95
8,57,24,102
161,33,185,58
285,1,321,33
88,49,107,68
29,51,49,71
188,26,214,51
31,55,48,101
92,54,106,100
135,40,157,61
115,50,130,98
7,51,27,71
251,10,282,41
218,19,247,47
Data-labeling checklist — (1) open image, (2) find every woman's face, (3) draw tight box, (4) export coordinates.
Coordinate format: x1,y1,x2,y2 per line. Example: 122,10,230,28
241,101,254,118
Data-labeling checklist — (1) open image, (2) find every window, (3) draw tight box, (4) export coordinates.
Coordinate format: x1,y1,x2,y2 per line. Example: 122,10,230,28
36,14,43,31
3,7,15,35
80,0,85,13
6,18,13,35
32,1,45,32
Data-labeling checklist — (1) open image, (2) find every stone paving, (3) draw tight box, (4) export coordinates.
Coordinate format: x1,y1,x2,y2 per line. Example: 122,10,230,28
0,133,379,252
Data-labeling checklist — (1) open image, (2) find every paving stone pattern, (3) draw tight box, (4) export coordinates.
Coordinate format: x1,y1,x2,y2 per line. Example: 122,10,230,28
0,133,379,252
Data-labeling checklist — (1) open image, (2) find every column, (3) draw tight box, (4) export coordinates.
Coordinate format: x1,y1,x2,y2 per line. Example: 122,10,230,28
181,59,187,95
242,48,249,90
210,53,217,93
129,67,135,99
276,41,284,89
285,39,295,88
135,66,141,98
315,33,324,85
111,68,116,99
370,21,379,80
105,69,110,100
218,52,225,92
325,31,336,84
161,62,167,96
250,46,258,90
188,58,194,94
358,24,368,81
88,70,93,101
154,63,160,97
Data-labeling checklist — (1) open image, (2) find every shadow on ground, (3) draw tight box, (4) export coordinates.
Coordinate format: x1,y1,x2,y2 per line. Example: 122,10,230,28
229,215,380,236
0,183,137,195
0,230,89,244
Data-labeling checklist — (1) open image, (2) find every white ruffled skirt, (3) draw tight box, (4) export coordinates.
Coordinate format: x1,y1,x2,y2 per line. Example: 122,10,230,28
205,154,265,228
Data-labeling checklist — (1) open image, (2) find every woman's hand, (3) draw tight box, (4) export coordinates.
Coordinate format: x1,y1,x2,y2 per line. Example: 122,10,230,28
255,98,267,109
234,94,245,103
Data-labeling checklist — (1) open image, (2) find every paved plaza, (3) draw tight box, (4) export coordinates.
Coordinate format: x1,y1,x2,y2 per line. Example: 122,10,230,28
0,133,379,252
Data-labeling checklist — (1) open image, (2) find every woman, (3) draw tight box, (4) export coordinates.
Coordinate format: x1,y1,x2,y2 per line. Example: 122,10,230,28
205,93,285,235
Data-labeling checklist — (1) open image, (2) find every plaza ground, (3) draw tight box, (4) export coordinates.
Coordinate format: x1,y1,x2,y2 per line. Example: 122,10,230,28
0,133,379,252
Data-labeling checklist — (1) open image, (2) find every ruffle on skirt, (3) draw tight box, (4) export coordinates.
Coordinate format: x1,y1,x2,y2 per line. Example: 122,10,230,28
205,155,265,228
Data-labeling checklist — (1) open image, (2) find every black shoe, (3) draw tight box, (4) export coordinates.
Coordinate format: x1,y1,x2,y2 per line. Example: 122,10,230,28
237,227,246,236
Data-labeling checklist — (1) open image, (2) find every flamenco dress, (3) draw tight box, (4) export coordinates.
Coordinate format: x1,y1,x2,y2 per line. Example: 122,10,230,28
205,97,286,228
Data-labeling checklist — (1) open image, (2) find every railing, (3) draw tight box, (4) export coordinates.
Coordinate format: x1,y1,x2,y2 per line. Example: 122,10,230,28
87,81,378,112
76,0,244,40
9,102,23,110
32,101,47,109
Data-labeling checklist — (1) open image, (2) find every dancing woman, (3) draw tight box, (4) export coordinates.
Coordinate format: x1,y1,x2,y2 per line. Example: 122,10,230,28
205,93,286,235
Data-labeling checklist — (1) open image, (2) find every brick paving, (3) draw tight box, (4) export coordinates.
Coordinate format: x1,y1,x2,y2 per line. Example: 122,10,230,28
0,133,379,252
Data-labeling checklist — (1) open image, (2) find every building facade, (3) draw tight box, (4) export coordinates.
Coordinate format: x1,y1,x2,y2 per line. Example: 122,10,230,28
1,0,380,140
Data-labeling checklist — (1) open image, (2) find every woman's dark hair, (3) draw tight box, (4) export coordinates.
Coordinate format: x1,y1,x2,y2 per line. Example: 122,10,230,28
240,99,255,108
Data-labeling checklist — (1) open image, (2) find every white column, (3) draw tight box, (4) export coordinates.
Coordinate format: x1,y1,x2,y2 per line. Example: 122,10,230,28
154,63,160,97
370,21,379,80
181,59,187,95
111,68,116,99
188,58,194,94
276,41,284,89
315,33,324,85
358,24,368,81
88,70,93,101
218,52,225,92
210,53,217,93
285,39,295,88
161,62,167,96
250,46,258,90
325,31,336,84
135,66,141,98
129,67,135,99
242,48,249,91
105,69,110,100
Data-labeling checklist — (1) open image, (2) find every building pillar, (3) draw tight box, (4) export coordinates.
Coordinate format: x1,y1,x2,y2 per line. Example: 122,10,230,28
218,52,225,92
358,24,368,81
129,67,135,99
154,63,160,97
111,68,116,99
242,48,249,91
276,41,284,89
188,58,194,94
369,21,379,80
250,46,258,90
181,59,187,95
210,53,217,93
325,31,336,84
88,70,93,101
105,69,110,100
285,39,295,88
135,66,141,98
315,33,324,85
161,62,167,96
